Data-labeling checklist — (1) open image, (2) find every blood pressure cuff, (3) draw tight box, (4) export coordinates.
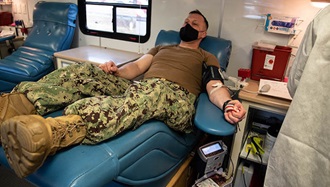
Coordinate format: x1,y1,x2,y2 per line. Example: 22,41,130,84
202,62,224,91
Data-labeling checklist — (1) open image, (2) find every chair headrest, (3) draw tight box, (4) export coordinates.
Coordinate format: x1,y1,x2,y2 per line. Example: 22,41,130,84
33,1,78,27
155,30,232,71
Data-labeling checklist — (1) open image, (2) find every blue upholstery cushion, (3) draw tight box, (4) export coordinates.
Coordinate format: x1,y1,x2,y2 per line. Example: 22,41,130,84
0,118,200,187
33,2,77,27
0,2,78,93
24,2,77,52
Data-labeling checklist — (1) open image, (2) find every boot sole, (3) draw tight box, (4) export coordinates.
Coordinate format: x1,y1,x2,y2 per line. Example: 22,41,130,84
1,115,51,178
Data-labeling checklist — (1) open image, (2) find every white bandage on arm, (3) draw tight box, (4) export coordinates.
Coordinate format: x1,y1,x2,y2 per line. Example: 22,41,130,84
209,82,223,95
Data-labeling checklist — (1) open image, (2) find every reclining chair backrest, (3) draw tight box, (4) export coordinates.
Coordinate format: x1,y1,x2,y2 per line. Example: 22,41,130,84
155,30,232,71
0,2,78,93
24,2,77,52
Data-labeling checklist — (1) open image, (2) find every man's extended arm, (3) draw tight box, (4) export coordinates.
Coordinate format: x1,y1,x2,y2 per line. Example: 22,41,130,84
99,54,153,80
206,80,246,124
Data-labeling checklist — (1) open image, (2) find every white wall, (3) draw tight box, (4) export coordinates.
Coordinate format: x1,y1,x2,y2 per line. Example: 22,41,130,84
10,0,324,77
0,3,12,12
222,0,322,77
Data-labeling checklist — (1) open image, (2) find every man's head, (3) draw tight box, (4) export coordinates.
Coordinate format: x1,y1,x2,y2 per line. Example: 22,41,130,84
180,10,208,44
189,10,209,31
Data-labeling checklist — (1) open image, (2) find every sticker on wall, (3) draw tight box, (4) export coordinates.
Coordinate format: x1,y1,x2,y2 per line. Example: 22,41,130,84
264,54,275,70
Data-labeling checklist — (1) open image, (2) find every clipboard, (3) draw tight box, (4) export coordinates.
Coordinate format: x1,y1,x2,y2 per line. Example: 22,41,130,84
258,79,292,100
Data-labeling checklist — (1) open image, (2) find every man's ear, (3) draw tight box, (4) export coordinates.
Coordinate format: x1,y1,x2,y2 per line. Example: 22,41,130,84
201,31,207,39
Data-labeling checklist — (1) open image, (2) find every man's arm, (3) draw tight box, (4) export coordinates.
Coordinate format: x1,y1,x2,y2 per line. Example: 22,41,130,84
99,54,153,80
206,80,246,124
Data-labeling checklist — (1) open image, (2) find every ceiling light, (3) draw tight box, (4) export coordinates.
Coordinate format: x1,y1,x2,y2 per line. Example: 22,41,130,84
311,0,330,8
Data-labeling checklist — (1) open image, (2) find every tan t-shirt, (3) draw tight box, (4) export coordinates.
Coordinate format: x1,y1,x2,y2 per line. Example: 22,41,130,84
144,45,219,96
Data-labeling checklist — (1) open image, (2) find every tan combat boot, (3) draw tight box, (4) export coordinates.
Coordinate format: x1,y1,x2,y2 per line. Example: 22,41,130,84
0,114,86,178
0,93,36,124
0,93,36,144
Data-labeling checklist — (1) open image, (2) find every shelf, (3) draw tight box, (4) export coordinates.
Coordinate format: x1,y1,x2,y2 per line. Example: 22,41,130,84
239,134,270,165
229,79,289,177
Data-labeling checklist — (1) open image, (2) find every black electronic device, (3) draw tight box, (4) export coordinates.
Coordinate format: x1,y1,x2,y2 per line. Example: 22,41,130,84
197,140,227,174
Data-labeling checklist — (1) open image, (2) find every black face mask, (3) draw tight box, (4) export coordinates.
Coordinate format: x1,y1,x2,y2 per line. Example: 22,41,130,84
179,23,199,42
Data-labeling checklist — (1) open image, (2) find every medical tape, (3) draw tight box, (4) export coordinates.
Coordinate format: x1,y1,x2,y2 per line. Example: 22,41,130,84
209,82,223,95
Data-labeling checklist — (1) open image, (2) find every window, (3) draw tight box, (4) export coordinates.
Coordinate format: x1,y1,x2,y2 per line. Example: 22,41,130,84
78,0,151,43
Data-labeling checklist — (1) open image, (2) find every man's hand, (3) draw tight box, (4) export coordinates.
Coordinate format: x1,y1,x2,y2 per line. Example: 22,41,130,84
223,100,246,124
99,61,118,75
206,80,246,125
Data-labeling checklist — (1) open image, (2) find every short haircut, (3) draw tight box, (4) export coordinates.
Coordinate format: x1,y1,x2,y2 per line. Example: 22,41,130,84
189,9,209,30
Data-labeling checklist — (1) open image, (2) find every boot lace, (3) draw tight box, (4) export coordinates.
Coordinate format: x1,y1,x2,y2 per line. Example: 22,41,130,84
51,119,85,144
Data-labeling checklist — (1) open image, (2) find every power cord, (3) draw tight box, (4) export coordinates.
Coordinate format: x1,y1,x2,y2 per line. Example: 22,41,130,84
245,147,251,160
250,136,264,164
234,122,241,133
242,148,251,187
229,155,234,179
242,166,248,187
240,88,259,94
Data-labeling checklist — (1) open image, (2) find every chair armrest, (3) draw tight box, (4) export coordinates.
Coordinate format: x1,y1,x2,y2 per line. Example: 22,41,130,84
194,93,235,136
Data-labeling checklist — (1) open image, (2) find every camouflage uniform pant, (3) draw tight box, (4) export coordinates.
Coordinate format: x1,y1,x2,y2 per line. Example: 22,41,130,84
13,63,196,144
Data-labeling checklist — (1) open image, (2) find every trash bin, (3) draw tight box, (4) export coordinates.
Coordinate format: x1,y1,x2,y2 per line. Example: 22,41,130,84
251,42,292,81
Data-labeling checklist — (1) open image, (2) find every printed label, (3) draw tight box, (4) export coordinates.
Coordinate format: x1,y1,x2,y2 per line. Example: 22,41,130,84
264,54,275,70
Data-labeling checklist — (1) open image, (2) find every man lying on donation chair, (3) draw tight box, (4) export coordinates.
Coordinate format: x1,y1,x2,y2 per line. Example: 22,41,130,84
0,9,246,178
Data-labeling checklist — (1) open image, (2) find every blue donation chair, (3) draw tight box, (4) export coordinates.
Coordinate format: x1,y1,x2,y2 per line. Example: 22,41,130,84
0,30,235,187
0,35,15,59
0,1,78,93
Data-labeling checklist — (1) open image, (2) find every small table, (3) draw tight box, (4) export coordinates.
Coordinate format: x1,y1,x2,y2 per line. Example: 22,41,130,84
54,45,143,69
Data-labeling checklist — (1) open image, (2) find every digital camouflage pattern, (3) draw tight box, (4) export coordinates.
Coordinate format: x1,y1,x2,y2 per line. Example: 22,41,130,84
13,63,196,144
12,63,131,115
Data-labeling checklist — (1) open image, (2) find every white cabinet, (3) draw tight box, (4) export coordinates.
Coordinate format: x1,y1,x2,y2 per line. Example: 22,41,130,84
54,45,142,69
228,80,291,186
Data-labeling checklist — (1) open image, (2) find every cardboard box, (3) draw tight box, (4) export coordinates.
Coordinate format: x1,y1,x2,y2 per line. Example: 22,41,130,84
264,14,298,35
